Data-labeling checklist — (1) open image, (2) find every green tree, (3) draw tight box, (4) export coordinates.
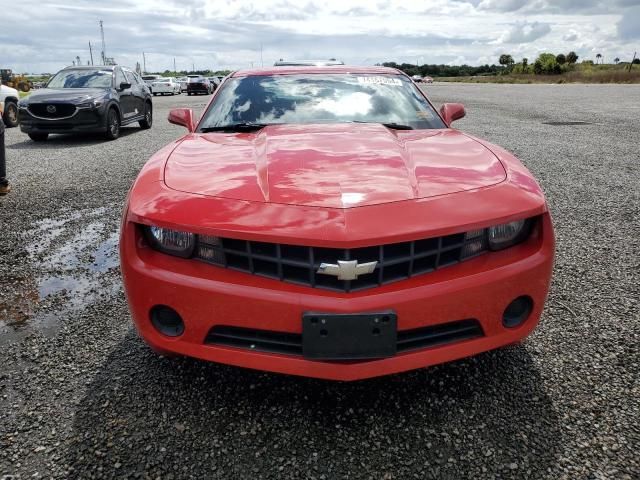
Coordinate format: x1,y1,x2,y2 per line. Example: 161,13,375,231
614,57,620,64
499,54,515,71
566,51,579,64
596,53,602,64
533,53,561,74
556,53,566,65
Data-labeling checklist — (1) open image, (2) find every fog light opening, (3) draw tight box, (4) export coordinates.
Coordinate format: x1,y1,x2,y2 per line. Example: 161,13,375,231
502,296,533,328
150,305,185,337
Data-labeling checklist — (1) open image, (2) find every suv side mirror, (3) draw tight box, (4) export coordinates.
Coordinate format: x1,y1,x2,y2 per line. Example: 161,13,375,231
119,82,132,90
439,103,466,126
168,108,195,132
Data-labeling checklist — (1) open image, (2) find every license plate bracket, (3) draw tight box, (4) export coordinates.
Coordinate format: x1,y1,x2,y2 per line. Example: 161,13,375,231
302,311,397,360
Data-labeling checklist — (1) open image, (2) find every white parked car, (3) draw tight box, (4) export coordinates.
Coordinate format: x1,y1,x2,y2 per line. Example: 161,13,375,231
151,77,181,95
411,74,423,83
176,77,188,92
0,83,20,127
141,74,161,92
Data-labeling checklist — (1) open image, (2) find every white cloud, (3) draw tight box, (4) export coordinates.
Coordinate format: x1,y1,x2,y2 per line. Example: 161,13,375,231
0,0,637,73
497,21,552,44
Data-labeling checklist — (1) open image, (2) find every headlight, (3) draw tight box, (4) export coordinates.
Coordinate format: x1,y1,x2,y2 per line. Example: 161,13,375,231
488,219,528,250
77,100,103,109
461,218,533,259
144,226,195,258
18,101,29,109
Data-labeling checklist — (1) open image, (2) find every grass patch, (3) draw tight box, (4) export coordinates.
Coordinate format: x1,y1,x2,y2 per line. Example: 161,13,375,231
437,67,640,84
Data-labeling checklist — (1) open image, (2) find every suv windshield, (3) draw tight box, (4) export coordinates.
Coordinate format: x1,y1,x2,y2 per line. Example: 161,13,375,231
188,77,204,83
47,69,113,89
199,73,445,130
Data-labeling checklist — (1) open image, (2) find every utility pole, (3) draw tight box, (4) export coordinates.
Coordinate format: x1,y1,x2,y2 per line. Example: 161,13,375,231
630,52,637,72
143,52,147,74
260,43,264,67
174,57,176,75
89,42,94,66
99,20,107,65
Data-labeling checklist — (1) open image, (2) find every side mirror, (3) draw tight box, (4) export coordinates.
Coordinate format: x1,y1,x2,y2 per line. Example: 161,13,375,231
119,82,132,90
439,103,466,126
168,108,195,132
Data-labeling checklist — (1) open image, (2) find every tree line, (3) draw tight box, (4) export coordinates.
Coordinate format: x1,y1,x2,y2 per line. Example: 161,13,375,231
383,52,639,78
380,62,502,77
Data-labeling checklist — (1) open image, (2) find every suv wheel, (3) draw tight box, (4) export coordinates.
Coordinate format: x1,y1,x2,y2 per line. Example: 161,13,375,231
28,133,48,142
2,100,18,128
139,102,152,129
104,108,120,140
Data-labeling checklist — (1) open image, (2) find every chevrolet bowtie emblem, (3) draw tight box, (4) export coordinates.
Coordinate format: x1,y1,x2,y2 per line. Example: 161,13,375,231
317,260,378,281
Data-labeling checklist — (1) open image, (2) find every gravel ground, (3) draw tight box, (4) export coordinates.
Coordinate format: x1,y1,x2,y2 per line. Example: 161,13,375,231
0,84,638,479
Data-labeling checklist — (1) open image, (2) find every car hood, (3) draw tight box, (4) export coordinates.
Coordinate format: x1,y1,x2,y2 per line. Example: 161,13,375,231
0,85,19,97
25,88,108,103
164,123,507,208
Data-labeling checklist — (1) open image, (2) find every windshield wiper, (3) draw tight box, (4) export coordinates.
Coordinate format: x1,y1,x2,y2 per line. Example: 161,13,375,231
200,122,269,132
351,121,414,130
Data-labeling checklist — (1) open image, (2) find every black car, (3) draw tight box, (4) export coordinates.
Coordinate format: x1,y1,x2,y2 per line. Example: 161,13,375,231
186,76,213,95
18,66,153,141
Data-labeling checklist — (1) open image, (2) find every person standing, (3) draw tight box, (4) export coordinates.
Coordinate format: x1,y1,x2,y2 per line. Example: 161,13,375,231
0,108,9,195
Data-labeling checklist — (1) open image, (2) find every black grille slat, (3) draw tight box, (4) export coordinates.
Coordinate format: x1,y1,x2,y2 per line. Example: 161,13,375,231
396,320,482,351
205,319,484,356
196,229,487,292
207,326,303,355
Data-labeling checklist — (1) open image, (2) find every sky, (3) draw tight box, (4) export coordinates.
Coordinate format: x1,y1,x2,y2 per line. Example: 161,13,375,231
1,0,639,74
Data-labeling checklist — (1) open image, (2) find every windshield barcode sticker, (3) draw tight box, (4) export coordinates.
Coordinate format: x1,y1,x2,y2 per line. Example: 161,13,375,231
357,76,402,86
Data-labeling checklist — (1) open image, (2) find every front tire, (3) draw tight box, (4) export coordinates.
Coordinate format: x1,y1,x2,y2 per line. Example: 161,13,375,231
2,100,18,128
28,132,48,142
139,102,152,129
104,108,120,140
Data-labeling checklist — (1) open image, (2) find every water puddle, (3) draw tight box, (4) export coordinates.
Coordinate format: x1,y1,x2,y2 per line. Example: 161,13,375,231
1,206,121,344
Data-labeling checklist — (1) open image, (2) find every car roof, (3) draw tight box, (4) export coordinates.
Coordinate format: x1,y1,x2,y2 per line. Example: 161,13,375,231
274,59,345,66
62,65,116,71
231,65,403,78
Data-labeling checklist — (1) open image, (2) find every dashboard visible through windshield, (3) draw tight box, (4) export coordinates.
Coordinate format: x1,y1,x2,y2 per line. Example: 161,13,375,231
198,74,446,131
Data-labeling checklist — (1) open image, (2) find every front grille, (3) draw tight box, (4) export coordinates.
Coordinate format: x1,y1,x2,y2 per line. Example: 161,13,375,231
28,103,77,119
196,231,487,292
204,319,483,356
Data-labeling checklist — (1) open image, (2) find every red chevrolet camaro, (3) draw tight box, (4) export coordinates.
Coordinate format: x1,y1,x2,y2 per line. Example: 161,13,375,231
120,66,554,381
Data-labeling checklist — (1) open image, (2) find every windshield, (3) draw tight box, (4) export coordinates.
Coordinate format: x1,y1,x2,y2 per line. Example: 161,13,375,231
188,77,204,83
47,69,113,89
199,73,445,130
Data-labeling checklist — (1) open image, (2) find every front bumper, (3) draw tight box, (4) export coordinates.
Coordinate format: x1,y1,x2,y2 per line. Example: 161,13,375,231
152,85,177,94
120,214,554,381
19,107,107,134
187,85,209,94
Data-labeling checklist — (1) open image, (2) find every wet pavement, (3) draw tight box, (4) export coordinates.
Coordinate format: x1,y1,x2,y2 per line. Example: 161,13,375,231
1,207,120,344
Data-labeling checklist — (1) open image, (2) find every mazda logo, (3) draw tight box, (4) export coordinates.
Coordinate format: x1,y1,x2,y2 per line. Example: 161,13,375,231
46,105,57,113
